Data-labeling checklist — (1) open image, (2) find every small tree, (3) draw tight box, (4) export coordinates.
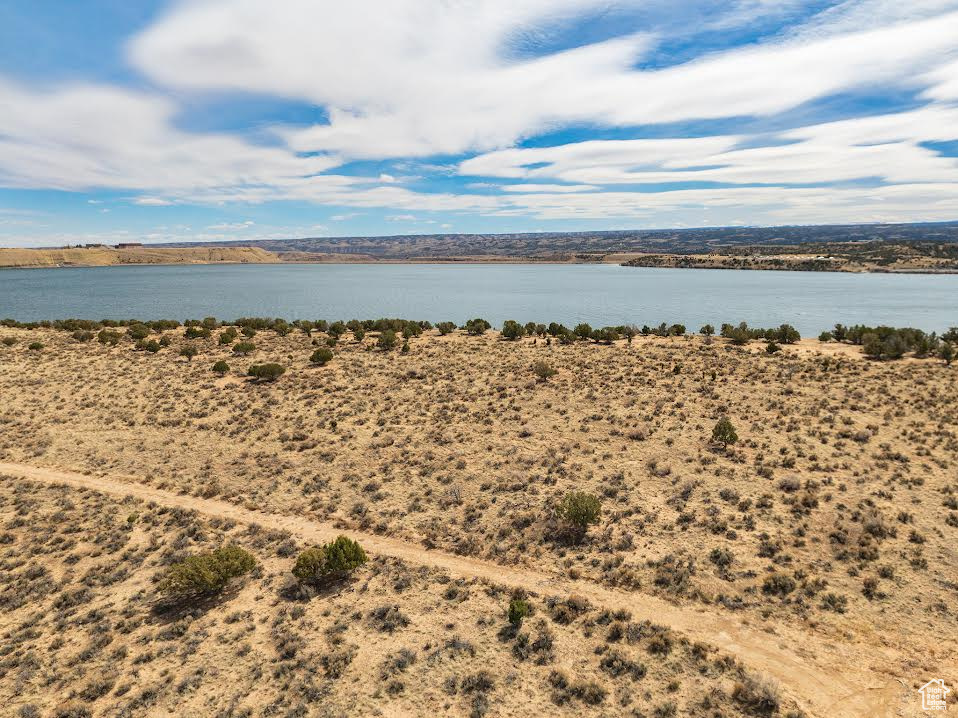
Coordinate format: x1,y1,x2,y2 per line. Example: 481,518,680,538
185,326,211,340
533,360,557,382
556,492,602,541
310,347,334,365
712,417,738,448
501,320,525,340
212,360,230,375
353,327,365,342
72,330,94,343
180,345,198,361
573,323,593,340
233,341,255,355
941,342,955,365
700,324,715,337
436,321,456,336
862,332,883,359
248,363,285,381
775,324,800,344
378,329,397,350
97,329,121,345
128,324,150,341
464,318,491,335
292,536,367,585
159,545,255,598
507,597,531,627
765,341,781,354
219,328,238,345
818,331,833,343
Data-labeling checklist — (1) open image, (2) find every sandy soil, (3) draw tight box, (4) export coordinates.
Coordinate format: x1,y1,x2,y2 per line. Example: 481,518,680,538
0,326,956,717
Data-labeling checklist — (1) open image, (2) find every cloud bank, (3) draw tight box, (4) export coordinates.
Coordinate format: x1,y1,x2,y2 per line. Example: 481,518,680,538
1,0,957,234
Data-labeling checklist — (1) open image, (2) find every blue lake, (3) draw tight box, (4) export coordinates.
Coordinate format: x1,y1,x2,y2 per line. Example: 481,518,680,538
0,263,955,335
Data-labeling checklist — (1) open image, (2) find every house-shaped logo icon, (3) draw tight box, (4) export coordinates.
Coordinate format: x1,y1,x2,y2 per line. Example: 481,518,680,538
919,679,950,711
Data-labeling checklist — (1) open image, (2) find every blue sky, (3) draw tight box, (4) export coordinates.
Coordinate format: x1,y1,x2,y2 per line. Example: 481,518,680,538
1,0,958,247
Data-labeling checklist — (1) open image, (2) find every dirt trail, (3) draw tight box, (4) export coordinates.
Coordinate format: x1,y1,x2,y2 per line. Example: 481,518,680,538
0,461,904,718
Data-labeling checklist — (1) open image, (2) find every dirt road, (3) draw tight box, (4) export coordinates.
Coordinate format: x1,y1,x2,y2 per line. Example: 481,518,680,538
0,460,905,717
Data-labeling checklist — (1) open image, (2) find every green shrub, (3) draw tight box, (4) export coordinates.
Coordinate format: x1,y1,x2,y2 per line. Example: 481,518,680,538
463,318,491,335
402,321,422,339
27,341,43,351
353,327,366,342
818,331,833,342
185,326,211,340
127,324,150,341
292,536,367,584
212,360,230,374
219,328,237,345
72,330,94,342
533,360,557,382
436,321,457,336
712,417,738,448
97,329,121,345
248,363,285,381
179,345,198,361
377,329,397,350
1,337,16,346
765,341,781,354
233,341,255,355
159,545,256,597
310,347,334,365
699,324,714,336
556,492,602,539
942,342,955,365
501,320,525,340
137,339,161,353
573,323,593,340
507,598,530,626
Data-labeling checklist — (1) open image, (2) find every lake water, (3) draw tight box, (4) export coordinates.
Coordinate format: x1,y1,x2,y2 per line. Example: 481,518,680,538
0,263,955,335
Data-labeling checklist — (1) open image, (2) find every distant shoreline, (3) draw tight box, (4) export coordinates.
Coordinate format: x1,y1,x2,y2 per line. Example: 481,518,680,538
3,245,958,274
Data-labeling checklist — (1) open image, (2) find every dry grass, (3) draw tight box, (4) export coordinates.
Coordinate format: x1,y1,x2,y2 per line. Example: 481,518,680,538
0,477,779,717
0,324,956,715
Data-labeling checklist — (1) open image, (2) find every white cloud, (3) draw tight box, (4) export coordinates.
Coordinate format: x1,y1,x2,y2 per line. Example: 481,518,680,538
0,0,956,231
128,0,958,160
461,106,958,188
206,220,255,231
500,184,599,193
134,197,174,206
0,78,336,192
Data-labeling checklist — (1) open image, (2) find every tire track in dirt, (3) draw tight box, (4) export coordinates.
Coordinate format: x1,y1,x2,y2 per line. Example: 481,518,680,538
0,461,903,718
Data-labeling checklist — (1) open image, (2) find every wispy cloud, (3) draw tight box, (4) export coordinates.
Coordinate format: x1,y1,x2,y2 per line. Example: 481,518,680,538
0,0,956,236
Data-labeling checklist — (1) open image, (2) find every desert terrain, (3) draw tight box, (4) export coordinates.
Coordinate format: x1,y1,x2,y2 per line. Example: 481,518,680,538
0,322,956,717
0,246,277,268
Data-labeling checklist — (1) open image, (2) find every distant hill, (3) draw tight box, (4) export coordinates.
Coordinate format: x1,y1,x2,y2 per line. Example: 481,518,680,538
0,246,278,268
159,221,958,259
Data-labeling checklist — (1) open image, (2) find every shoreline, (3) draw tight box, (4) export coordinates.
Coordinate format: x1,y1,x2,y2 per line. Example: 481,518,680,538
4,257,958,274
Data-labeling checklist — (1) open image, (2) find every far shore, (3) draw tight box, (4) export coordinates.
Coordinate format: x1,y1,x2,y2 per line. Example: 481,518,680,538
3,245,958,273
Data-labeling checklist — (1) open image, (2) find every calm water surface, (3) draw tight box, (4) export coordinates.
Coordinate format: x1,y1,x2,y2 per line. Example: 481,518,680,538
0,263,955,335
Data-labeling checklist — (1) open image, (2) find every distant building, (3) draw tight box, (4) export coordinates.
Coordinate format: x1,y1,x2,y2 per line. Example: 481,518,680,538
115,243,143,249
83,243,107,248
